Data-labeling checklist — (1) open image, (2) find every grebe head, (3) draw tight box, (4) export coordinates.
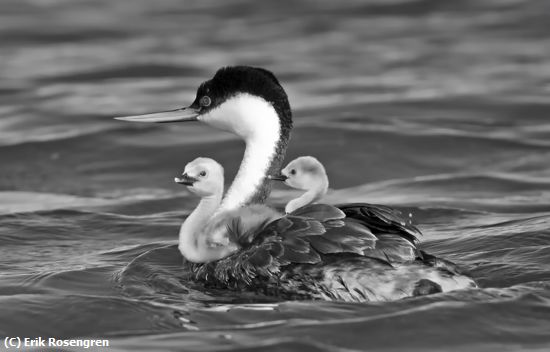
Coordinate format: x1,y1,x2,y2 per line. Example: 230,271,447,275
115,66,292,140
272,156,328,191
175,157,224,197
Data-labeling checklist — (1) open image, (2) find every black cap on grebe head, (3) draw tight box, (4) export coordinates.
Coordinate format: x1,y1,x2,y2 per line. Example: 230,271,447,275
188,66,292,131
115,66,292,138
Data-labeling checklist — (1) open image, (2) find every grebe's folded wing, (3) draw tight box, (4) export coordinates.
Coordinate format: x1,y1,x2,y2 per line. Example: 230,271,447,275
283,203,420,262
333,203,422,262
337,203,421,244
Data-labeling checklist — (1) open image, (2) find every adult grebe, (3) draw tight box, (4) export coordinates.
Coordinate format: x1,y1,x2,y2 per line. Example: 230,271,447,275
115,66,476,301
269,156,329,213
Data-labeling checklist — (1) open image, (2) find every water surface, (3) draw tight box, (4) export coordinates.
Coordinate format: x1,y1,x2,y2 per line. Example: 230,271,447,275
1,0,550,351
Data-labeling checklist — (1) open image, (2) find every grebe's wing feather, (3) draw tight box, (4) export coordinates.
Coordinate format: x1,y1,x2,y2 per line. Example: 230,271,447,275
335,203,421,262
361,234,417,262
288,203,418,262
337,203,421,244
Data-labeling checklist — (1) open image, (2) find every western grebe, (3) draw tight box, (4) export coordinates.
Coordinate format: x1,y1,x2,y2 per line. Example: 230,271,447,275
115,66,476,301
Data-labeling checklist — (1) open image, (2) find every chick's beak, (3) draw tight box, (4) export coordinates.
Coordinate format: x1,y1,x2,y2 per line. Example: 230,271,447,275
174,173,198,186
268,174,288,182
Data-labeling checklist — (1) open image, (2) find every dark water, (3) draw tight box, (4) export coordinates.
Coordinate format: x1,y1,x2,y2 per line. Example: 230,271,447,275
1,0,550,351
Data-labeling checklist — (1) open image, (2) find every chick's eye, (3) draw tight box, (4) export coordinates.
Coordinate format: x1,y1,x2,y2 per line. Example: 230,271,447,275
290,169,296,175
200,96,211,107
199,171,207,177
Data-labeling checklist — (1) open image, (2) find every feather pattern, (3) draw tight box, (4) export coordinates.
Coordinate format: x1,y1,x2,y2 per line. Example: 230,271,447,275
336,203,422,262
186,195,474,302
190,202,460,301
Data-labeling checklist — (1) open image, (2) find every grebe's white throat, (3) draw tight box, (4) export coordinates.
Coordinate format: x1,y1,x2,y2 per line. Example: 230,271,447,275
200,93,281,213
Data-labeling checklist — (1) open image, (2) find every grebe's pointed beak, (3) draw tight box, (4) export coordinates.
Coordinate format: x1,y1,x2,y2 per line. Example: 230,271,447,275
268,174,288,182
114,106,200,123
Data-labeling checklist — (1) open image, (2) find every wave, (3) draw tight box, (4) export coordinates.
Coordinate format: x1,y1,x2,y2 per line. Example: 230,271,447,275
2,0,550,349
38,63,207,83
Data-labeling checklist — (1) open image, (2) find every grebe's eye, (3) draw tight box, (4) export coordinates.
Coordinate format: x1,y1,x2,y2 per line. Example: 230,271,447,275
200,96,211,107
199,171,207,177
290,169,296,175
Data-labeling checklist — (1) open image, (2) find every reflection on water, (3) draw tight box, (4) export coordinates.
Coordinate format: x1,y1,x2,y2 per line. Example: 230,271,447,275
1,0,549,351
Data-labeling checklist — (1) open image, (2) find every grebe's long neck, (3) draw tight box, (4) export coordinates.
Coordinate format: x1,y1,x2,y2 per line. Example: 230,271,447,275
179,194,221,262
216,95,291,212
